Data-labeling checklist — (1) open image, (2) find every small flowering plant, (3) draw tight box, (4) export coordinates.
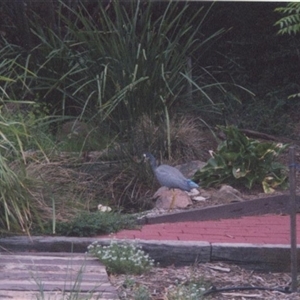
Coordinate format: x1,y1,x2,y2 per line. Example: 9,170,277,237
87,241,155,275
167,282,207,300
166,278,210,300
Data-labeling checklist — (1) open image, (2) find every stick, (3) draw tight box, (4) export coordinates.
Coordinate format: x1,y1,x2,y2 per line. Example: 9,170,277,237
289,146,297,292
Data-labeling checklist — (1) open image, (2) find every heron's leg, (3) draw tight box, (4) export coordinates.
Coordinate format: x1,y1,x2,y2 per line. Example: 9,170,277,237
169,189,176,212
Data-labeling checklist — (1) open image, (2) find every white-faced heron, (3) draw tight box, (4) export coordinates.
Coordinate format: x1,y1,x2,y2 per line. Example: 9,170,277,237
143,152,199,209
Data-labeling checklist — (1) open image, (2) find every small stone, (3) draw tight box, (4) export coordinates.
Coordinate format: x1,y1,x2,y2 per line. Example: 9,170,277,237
193,196,207,202
208,265,231,273
98,204,112,212
214,185,243,203
187,188,200,196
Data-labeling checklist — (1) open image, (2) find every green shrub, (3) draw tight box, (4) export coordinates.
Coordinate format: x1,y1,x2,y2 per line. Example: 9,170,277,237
0,102,56,155
275,2,300,35
133,285,152,300
0,154,33,233
194,126,288,193
167,281,207,300
88,241,154,275
53,211,137,237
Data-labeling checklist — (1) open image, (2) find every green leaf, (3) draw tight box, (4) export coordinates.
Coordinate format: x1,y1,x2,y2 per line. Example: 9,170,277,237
196,126,288,193
232,167,248,179
275,3,300,35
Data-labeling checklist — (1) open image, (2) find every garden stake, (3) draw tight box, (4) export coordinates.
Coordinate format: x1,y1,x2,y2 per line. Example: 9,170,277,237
289,146,297,292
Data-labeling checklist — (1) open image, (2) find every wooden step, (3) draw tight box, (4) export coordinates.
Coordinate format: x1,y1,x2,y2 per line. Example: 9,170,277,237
0,252,119,299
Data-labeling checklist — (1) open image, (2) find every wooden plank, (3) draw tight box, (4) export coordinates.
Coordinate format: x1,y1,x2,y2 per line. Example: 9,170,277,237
0,252,119,299
139,194,299,225
0,291,115,300
134,240,211,267
0,237,102,253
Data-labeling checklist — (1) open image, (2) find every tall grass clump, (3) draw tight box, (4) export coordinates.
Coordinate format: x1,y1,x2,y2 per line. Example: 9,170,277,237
0,75,55,233
0,153,31,233
132,114,208,161
20,1,225,149
0,112,36,233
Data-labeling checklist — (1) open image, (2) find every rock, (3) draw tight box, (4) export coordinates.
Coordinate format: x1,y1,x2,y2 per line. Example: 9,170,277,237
57,120,89,141
193,196,207,202
154,187,193,209
214,185,243,203
187,188,200,197
199,189,211,200
187,188,208,202
97,204,112,212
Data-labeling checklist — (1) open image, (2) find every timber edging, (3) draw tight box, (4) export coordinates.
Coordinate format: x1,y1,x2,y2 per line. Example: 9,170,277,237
138,194,300,225
0,236,298,272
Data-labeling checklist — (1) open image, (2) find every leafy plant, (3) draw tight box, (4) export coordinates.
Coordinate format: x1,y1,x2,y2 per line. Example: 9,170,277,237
133,285,152,300
119,278,152,300
274,3,300,101
88,241,154,275
52,211,137,237
165,265,210,300
194,126,288,193
167,281,207,300
1,104,56,155
275,2,300,35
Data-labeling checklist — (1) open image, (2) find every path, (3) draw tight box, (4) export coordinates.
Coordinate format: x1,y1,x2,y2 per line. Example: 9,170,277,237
0,252,119,300
103,213,299,244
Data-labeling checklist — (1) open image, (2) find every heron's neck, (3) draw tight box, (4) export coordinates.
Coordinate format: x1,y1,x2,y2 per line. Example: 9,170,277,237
148,155,157,171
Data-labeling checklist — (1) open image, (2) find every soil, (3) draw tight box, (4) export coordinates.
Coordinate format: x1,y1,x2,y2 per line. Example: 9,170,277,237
109,262,298,299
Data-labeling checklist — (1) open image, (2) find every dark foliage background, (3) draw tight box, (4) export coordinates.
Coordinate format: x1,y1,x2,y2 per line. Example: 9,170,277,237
200,2,300,135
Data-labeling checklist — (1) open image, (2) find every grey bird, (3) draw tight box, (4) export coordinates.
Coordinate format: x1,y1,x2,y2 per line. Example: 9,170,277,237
143,152,199,209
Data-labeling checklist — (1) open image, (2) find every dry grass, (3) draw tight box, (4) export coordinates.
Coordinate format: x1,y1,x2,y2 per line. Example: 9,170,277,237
24,151,155,223
14,116,216,226
26,162,96,222
133,114,217,163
